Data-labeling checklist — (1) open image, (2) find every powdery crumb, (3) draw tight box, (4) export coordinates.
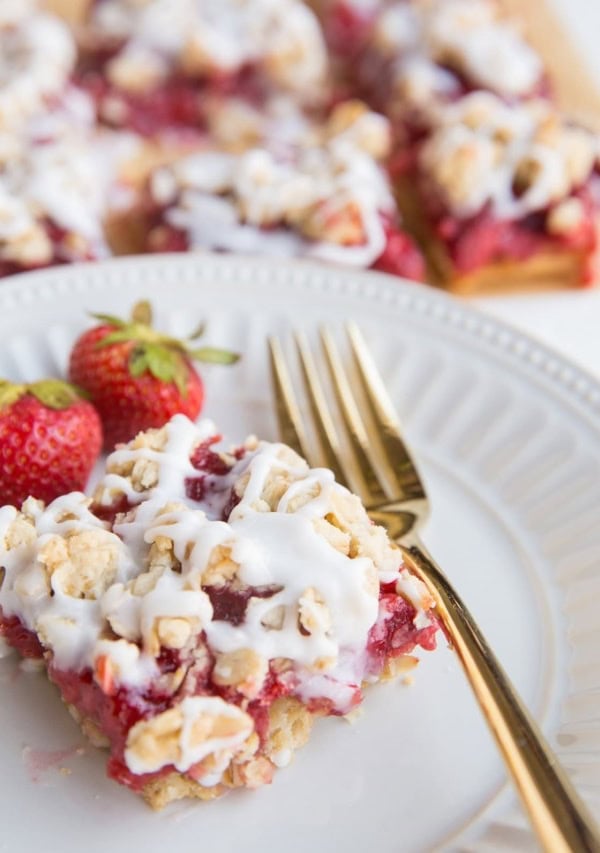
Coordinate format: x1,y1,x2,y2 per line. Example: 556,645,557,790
343,706,365,725
0,636,15,659
19,658,45,674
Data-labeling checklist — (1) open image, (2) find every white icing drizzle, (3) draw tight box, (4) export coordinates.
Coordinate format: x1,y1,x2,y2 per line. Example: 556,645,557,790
0,416,435,780
96,416,221,509
0,122,112,266
0,9,76,130
124,696,254,775
204,93,315,158
92,0,327,96
150,108,395,269
0,55,130,270
420,92,599,220
373,0,542,106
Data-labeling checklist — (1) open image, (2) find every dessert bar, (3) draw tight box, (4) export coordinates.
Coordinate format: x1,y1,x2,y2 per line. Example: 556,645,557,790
137,100,425,279
0,415,438,808
400,93,600,293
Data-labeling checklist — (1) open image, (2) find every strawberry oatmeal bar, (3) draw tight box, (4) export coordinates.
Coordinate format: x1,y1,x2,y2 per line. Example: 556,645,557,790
73,0,328,138
137,100,425,279
0,0,596,291
0,415,437,808
0,118,113,276
322,0,546,142
403,93,600,292
0,1,143,274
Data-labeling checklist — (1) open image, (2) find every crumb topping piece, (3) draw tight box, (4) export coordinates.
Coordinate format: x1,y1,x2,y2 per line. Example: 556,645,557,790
91,0,328,98
420,93,599,219
125,696,254,778
372,0,542,113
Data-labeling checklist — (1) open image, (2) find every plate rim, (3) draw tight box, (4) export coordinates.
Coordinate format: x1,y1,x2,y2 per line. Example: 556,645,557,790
2,252,600,430
1,252,600,851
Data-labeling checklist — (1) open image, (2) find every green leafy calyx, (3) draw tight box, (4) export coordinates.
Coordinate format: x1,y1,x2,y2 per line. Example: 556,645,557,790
92,300,240,394
0,378,87,411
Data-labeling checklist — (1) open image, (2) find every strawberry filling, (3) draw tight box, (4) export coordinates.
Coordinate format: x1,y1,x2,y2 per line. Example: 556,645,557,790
323,1,378,60
0,431,438,793
145,210,425,281
0,613,44,659
76,61,268,136
0,576,436,792
424,182,600,281
0,219,99,278
372,219,426,280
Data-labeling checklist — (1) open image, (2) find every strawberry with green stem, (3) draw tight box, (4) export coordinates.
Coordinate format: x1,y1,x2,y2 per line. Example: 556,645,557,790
68,301,239,449
0,378,103,506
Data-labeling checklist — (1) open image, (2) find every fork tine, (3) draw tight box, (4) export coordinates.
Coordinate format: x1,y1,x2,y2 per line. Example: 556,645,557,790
268,336,310,461
319,327,389,504
346,322,425,500
294,331,362,494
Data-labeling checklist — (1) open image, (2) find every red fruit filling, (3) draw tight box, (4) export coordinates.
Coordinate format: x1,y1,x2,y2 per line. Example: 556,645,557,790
324,1,377,59
0,612,44,659
373,219,425,281
185,437,245,518
76,62,267,137
92,494,134,525
0,572,437,792
146,213,425,281
427,183,600,279
0,219,98,278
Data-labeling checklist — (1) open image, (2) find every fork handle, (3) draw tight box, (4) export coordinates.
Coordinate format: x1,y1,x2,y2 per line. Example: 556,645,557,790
401,542,600,853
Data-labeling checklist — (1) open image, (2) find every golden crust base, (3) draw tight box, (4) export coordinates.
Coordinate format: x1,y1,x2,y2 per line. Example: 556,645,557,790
441,251,590,297
140,696,314,811
65,654,418,810
394,176,596,296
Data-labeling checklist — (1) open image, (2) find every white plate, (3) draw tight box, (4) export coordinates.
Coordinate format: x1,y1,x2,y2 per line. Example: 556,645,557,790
1,255,599,853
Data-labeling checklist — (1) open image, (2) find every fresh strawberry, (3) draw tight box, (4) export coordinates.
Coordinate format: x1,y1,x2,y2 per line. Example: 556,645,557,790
0,378,102,507
68,301,239,450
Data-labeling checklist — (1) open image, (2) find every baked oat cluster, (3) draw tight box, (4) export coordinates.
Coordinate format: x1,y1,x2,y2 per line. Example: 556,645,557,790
0,3,137,274
0,415,437,808
0,0,598,290
420,93,599,224
369,0,543,120
86,0,328,101
320,0,600,290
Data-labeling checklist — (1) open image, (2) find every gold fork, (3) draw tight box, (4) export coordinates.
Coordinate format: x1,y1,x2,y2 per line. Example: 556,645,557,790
268,323,600,853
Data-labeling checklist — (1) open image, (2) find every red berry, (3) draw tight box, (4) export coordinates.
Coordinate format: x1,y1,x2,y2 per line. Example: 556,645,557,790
68,301,239,450
0,379,102,506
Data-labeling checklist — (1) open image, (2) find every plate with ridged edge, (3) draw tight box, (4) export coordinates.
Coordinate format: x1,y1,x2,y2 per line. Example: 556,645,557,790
0,254,599,853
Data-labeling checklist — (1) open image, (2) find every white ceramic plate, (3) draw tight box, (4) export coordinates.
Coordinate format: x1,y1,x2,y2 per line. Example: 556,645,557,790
1,255,599,853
